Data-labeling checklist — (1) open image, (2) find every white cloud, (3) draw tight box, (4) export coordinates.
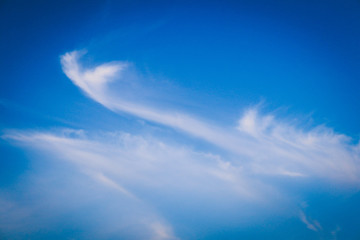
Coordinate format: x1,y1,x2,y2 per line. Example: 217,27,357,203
150,222,178,240
86,170,138,200
299,210,321,232
60,51,257,158
1,129,267,238
2,129,259,200
1,50,360,238
1,130,183,239
60,50,360,184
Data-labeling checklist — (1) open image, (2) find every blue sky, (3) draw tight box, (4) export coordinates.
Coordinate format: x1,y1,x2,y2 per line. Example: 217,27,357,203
1,0,360,239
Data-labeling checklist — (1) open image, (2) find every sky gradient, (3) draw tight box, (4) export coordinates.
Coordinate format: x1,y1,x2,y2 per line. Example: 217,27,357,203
1,1,360,239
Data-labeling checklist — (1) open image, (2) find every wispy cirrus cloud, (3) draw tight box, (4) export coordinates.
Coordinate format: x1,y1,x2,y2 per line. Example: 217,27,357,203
60,50,360,183
1,129,264,239
299,210,322,232
2,130,183,239
1,50,360,239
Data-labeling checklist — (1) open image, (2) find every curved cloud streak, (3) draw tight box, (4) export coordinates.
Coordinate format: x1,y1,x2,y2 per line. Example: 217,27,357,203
60,50,360,183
